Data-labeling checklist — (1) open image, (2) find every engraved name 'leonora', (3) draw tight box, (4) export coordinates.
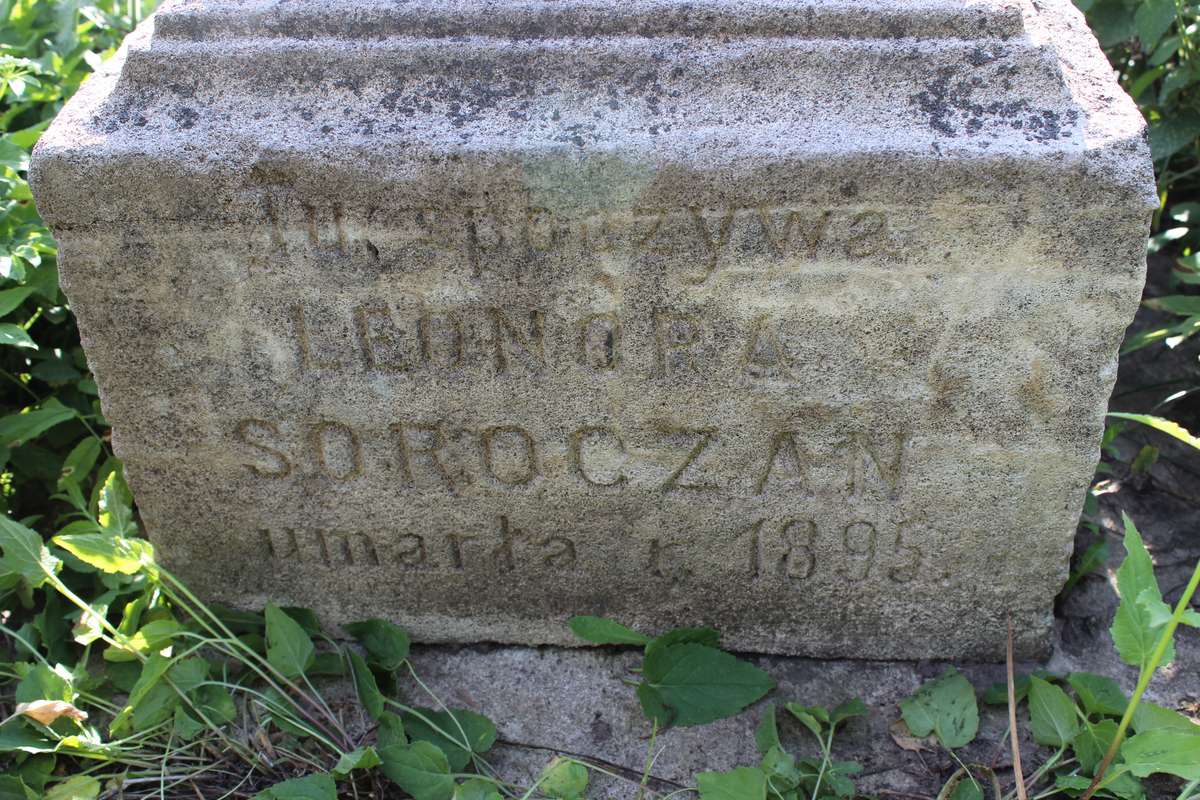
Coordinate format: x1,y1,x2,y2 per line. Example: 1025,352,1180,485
288,304,878,379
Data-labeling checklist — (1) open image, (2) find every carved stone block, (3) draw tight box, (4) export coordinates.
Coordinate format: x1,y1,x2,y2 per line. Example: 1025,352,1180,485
31,0,1154,657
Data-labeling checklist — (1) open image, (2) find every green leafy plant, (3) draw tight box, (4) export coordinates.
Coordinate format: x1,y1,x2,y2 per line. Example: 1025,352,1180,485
879,511,1200,800
568,616,775,729
0,481,605,798
690,698,868,800
1076,0,1200,465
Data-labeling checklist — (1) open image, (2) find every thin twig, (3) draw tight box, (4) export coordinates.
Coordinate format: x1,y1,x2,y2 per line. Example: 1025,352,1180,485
1007,616,1027,800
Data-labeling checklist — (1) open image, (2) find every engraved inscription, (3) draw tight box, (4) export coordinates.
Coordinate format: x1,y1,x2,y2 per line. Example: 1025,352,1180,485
260,517,579,574
282,304,936,385
256,511,928,586
738,517,923,585
234,418,913,500
235,418,292,478
237,199,937,604
261,203,900,280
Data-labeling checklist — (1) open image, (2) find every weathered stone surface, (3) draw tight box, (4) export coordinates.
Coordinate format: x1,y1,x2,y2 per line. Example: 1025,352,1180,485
388,475,1200,798
31,0,1153,658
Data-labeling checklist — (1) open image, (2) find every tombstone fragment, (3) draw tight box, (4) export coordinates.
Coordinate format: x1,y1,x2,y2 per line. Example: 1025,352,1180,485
31,0,1155,658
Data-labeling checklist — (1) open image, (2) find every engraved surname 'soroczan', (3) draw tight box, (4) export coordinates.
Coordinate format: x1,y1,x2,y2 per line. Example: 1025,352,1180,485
234,417,909,498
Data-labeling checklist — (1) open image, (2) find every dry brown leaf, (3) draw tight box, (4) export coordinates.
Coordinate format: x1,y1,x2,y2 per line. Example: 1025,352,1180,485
889,719,930,752
16,699,88,725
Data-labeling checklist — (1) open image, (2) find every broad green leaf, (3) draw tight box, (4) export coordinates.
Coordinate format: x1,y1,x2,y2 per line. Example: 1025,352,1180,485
14,664,71,704
115,594,148,638
1137,587,1200,627
194,684,236,725
1119,317,1200,354
754,703,780,754
1131,701,1200,734
1148,111,1200,161
640,643,774,728
1073,719,1118,775
1134,0,1177,51
265,603,315,678
1144,295,1200,318
57,438,101,491
636,681,672,726
33,593,70,666
131,680,180,733
1068,673,1127,718
453,778,503,800
1107,412,1200,450
52,533,153,575
0,720,54,754
401,708,496,771
0,515,61,589
1029,676,1081,747
899,668,978,749
567,615,650,646
945,774,983,800
831,697,868,727
0,254,23,284
696,766,767,800
43,775,99,800
349,650,384,720
539,757,589,799
281,606,321,635
7,122,49,151
16,755,54,794
168,657,209,694
253,773,337,800
1102,771,1147,800
760,746,800,792
982,674,1031,706
1064,538,1110,596
345,618,410,671
0,324,36,350
30,358,82,385
111,653,185,733
0,400,75,448
380,740,454,800
310,650,345,676
645,626,721,657
1109,514,1174,670
0,137,28,172
0,775,37,800
333,746,382,777
104,619,181,661
0,287,34,317
119,653,171,725
784,703,825,739
172,706,204,740
1122,730,1200,779
378,711,408,749
97,469,135,536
